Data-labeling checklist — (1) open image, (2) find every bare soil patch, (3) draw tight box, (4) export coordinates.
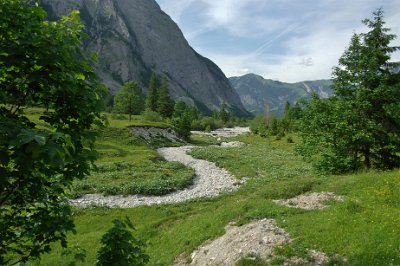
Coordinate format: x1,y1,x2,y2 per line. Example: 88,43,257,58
174,219,333,265
273,192,345,210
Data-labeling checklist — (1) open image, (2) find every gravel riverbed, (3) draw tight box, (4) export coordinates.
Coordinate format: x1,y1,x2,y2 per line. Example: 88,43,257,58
70,145,242,208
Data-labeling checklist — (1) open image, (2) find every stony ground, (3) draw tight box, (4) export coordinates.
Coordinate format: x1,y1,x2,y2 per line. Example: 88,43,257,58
70,145,241,208
71,127,346,264
174,219,332,266
191,127,251,138
273,192,345,210
70,127,250,208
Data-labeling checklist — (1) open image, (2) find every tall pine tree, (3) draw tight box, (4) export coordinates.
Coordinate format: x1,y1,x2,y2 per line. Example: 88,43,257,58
145,73,158,112
298,9,400,173
157,76,173,118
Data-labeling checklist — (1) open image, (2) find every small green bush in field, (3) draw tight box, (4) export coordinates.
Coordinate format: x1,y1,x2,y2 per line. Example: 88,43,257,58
96,218,149,266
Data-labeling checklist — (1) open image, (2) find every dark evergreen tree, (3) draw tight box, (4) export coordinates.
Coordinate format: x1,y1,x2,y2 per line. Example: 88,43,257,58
157,76,174,118
219,103,229,123
173,101,188,118
172,110,192,141
298,9,400,173
145,73,158,112
96,218,149,266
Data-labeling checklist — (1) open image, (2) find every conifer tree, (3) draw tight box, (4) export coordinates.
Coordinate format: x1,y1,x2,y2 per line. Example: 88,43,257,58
157,76,173,118
298,9,400,173
145,73,158,112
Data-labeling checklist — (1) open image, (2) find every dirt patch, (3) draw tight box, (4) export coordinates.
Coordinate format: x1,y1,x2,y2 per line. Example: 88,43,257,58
175,219,289,265
219,141,245,148
174,219,334,266
129,126,184,143
273,192,345,210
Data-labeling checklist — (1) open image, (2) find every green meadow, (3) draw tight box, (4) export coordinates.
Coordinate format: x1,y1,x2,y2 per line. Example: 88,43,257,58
25,122,399,265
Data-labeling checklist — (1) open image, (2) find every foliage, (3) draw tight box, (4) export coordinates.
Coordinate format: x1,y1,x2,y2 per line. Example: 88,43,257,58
156,76,173,118
34,134,400,266
143,109,163,122
71,127,194,197
113,81,145,120
96,218,149,266
172,110,192,140
191,116,223,131
298,9,400,173
297,95,360,173
145,73,158,112
250,102,303,138
219,103,230,123
0,1,104,264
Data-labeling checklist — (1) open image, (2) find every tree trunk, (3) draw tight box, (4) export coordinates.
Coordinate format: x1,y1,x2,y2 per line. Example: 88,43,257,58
364,147,371,169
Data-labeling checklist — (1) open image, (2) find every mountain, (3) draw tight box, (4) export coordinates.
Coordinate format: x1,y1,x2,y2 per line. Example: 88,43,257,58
229,74,333,116
41,0,249,116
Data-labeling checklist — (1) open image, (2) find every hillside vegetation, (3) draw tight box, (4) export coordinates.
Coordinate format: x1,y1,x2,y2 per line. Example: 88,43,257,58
33,133,400,265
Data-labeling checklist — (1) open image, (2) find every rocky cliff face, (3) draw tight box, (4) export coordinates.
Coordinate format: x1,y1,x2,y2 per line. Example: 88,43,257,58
230,74,333,116
41,0,249,116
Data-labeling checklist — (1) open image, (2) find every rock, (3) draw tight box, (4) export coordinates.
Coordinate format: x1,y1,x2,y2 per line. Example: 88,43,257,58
70,144,244,208
191,127,251,138
129,126,184,143
41,0,250,116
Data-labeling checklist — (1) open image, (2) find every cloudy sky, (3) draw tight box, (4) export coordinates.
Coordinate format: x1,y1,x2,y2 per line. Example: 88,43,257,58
155,0,400,82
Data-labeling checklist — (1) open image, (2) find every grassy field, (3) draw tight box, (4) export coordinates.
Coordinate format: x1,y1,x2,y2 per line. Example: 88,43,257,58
70,127,194,197
22,108,194,197
29,132,400,265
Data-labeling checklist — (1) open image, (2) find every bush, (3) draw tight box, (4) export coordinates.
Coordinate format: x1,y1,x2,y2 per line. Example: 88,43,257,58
96,218,149,266
143,109,163,122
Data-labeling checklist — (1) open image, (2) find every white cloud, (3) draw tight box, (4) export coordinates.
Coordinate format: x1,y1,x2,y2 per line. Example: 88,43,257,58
156,0,400,82
157,0,195,23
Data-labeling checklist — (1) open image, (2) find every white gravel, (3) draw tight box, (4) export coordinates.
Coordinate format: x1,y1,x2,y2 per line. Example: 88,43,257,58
70,145,242,208
191,127,250,138
181,219,290,265
174,219,332,266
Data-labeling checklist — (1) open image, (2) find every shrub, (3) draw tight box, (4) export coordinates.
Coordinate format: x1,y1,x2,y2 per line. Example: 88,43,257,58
96,218,149,266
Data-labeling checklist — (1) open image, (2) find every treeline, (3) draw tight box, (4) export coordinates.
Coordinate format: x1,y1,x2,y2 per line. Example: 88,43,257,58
249,101,303,141
106,73,247,140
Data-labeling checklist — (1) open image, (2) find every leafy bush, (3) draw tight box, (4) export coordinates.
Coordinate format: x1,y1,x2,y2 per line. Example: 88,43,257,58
143,109,163,122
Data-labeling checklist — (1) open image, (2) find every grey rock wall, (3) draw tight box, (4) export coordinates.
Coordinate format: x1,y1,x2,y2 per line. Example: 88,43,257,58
41,0,249,116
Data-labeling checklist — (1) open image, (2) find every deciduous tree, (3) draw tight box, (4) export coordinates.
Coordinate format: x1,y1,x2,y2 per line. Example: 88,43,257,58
0,1,104,263
114,81,145,120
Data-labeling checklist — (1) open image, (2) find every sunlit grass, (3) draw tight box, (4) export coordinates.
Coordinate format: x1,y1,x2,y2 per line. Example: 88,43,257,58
24,122,400,265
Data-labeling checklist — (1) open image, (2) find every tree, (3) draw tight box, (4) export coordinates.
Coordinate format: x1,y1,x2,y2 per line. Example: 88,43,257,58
173,100,188,118
172,110,192,141
219,103,229,123
0,1,104,264
145,73,158,112
298,9,400,173
114,81,145,120
156,76,173,118
297,95,360,173
96,218,149,266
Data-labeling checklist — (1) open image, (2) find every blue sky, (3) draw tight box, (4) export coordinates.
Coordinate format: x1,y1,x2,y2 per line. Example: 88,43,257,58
156,0,400,82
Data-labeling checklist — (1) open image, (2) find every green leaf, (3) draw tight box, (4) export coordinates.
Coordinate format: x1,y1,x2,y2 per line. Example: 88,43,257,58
75,73,85,80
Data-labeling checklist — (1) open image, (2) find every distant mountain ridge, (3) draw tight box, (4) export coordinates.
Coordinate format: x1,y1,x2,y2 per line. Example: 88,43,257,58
229,74,333,116
41,0,249,116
